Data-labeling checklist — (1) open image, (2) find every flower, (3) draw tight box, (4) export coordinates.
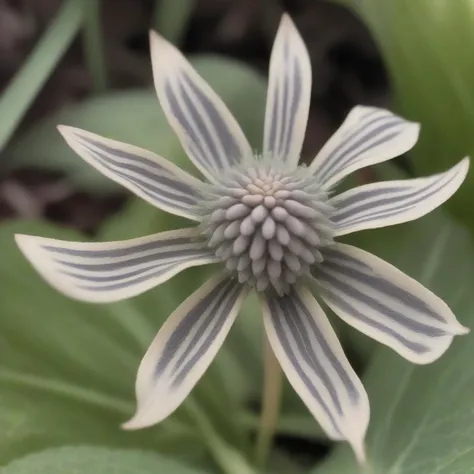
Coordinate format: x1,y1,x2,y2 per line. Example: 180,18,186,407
15,14,469,462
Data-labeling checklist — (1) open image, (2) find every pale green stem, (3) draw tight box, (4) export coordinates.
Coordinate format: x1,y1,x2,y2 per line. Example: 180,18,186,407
0,0,83,151
240,411,326,440
82,0,108,92
185,399,258,474
254,334,284,470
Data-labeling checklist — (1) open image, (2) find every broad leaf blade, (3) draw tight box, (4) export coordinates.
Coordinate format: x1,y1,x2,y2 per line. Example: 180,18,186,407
2,446,209,474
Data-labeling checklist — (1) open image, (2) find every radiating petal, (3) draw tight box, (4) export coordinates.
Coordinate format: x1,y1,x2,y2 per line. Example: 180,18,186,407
331,158,469,236
149,31,253,183
15,228,217,303
261,287,369,461
58,126,203,221
309,106,420,189
263,14,312,167
123,275,247,429
314,244,468,364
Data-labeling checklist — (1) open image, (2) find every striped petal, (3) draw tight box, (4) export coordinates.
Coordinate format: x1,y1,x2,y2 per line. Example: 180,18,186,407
123,275,247,429
314,244,468,364
261,286,369,462
15,228,217,303
149,31,253,183
309,106,420,189
58,126,203,221
263,14,312,167
331,158,469,236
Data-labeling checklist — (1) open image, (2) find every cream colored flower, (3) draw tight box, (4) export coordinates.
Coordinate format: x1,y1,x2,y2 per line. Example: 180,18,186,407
15,14,469,462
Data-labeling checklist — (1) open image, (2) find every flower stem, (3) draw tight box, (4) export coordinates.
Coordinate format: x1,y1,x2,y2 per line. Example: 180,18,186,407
82,0,108,92
254,335,284,470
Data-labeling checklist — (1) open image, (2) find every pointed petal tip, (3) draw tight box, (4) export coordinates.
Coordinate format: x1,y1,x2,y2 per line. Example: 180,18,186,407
350,437,367,466
453,323,470,336
14,233,38,253
121,413,151,431
279,12,293,27
120,400,169,431
402,120,420,144
458,156,470,175
149,29,173,54
57,124,79,143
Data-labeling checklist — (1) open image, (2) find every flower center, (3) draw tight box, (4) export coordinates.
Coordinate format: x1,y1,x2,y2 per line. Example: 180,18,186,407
199,159,335,295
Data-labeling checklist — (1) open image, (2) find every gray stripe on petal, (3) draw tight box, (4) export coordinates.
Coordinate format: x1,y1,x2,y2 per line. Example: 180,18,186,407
288,294,360,401
266,295,342,435
152,279,241,386
78,136,199,204
182,73,242,167
332,169,457,227
164,79,209,168
267,80,280,158
281,55,302,159
316,111,394,179
319,266,446,333
42,237,200,258
178,77,222,169
320,286,430,354
171,282,242,386
280,295,344,413
56,247,208,275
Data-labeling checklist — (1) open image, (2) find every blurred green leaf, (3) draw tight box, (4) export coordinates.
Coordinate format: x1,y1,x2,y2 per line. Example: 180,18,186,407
6,55,266,192
82,0,108,92
0,0,83,152
312,210,474,473
153,0,196,46
2,446,210,474
337,0,474,228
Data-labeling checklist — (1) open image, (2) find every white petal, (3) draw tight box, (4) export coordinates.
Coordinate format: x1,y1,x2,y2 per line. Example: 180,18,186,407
314,244,468,364
15,228,217,303
58,126,203,221
123,275,247,429
309,106,420,189
331,158,470,236
261,287,369,462
149,31,253,183
263,14,312,167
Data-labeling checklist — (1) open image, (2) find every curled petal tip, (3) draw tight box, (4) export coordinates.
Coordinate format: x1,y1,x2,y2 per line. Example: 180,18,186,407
460,156,471,173
121,413,150,431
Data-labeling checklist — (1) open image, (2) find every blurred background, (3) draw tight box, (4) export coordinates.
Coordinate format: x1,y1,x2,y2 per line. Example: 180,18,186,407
0,0,391,228
1,1,474,474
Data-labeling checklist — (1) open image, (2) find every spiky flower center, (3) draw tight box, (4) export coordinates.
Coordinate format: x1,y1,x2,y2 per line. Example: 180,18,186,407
199,159,335,295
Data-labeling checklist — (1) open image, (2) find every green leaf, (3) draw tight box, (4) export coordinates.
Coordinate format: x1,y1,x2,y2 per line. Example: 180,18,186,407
2,446,210,474
0,0,83,152
6,55,267,192
0,219,208,465
337,0,474,228
312,210,474,473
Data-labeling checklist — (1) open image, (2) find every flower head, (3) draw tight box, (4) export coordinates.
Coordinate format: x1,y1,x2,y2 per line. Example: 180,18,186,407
15,14,469,462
